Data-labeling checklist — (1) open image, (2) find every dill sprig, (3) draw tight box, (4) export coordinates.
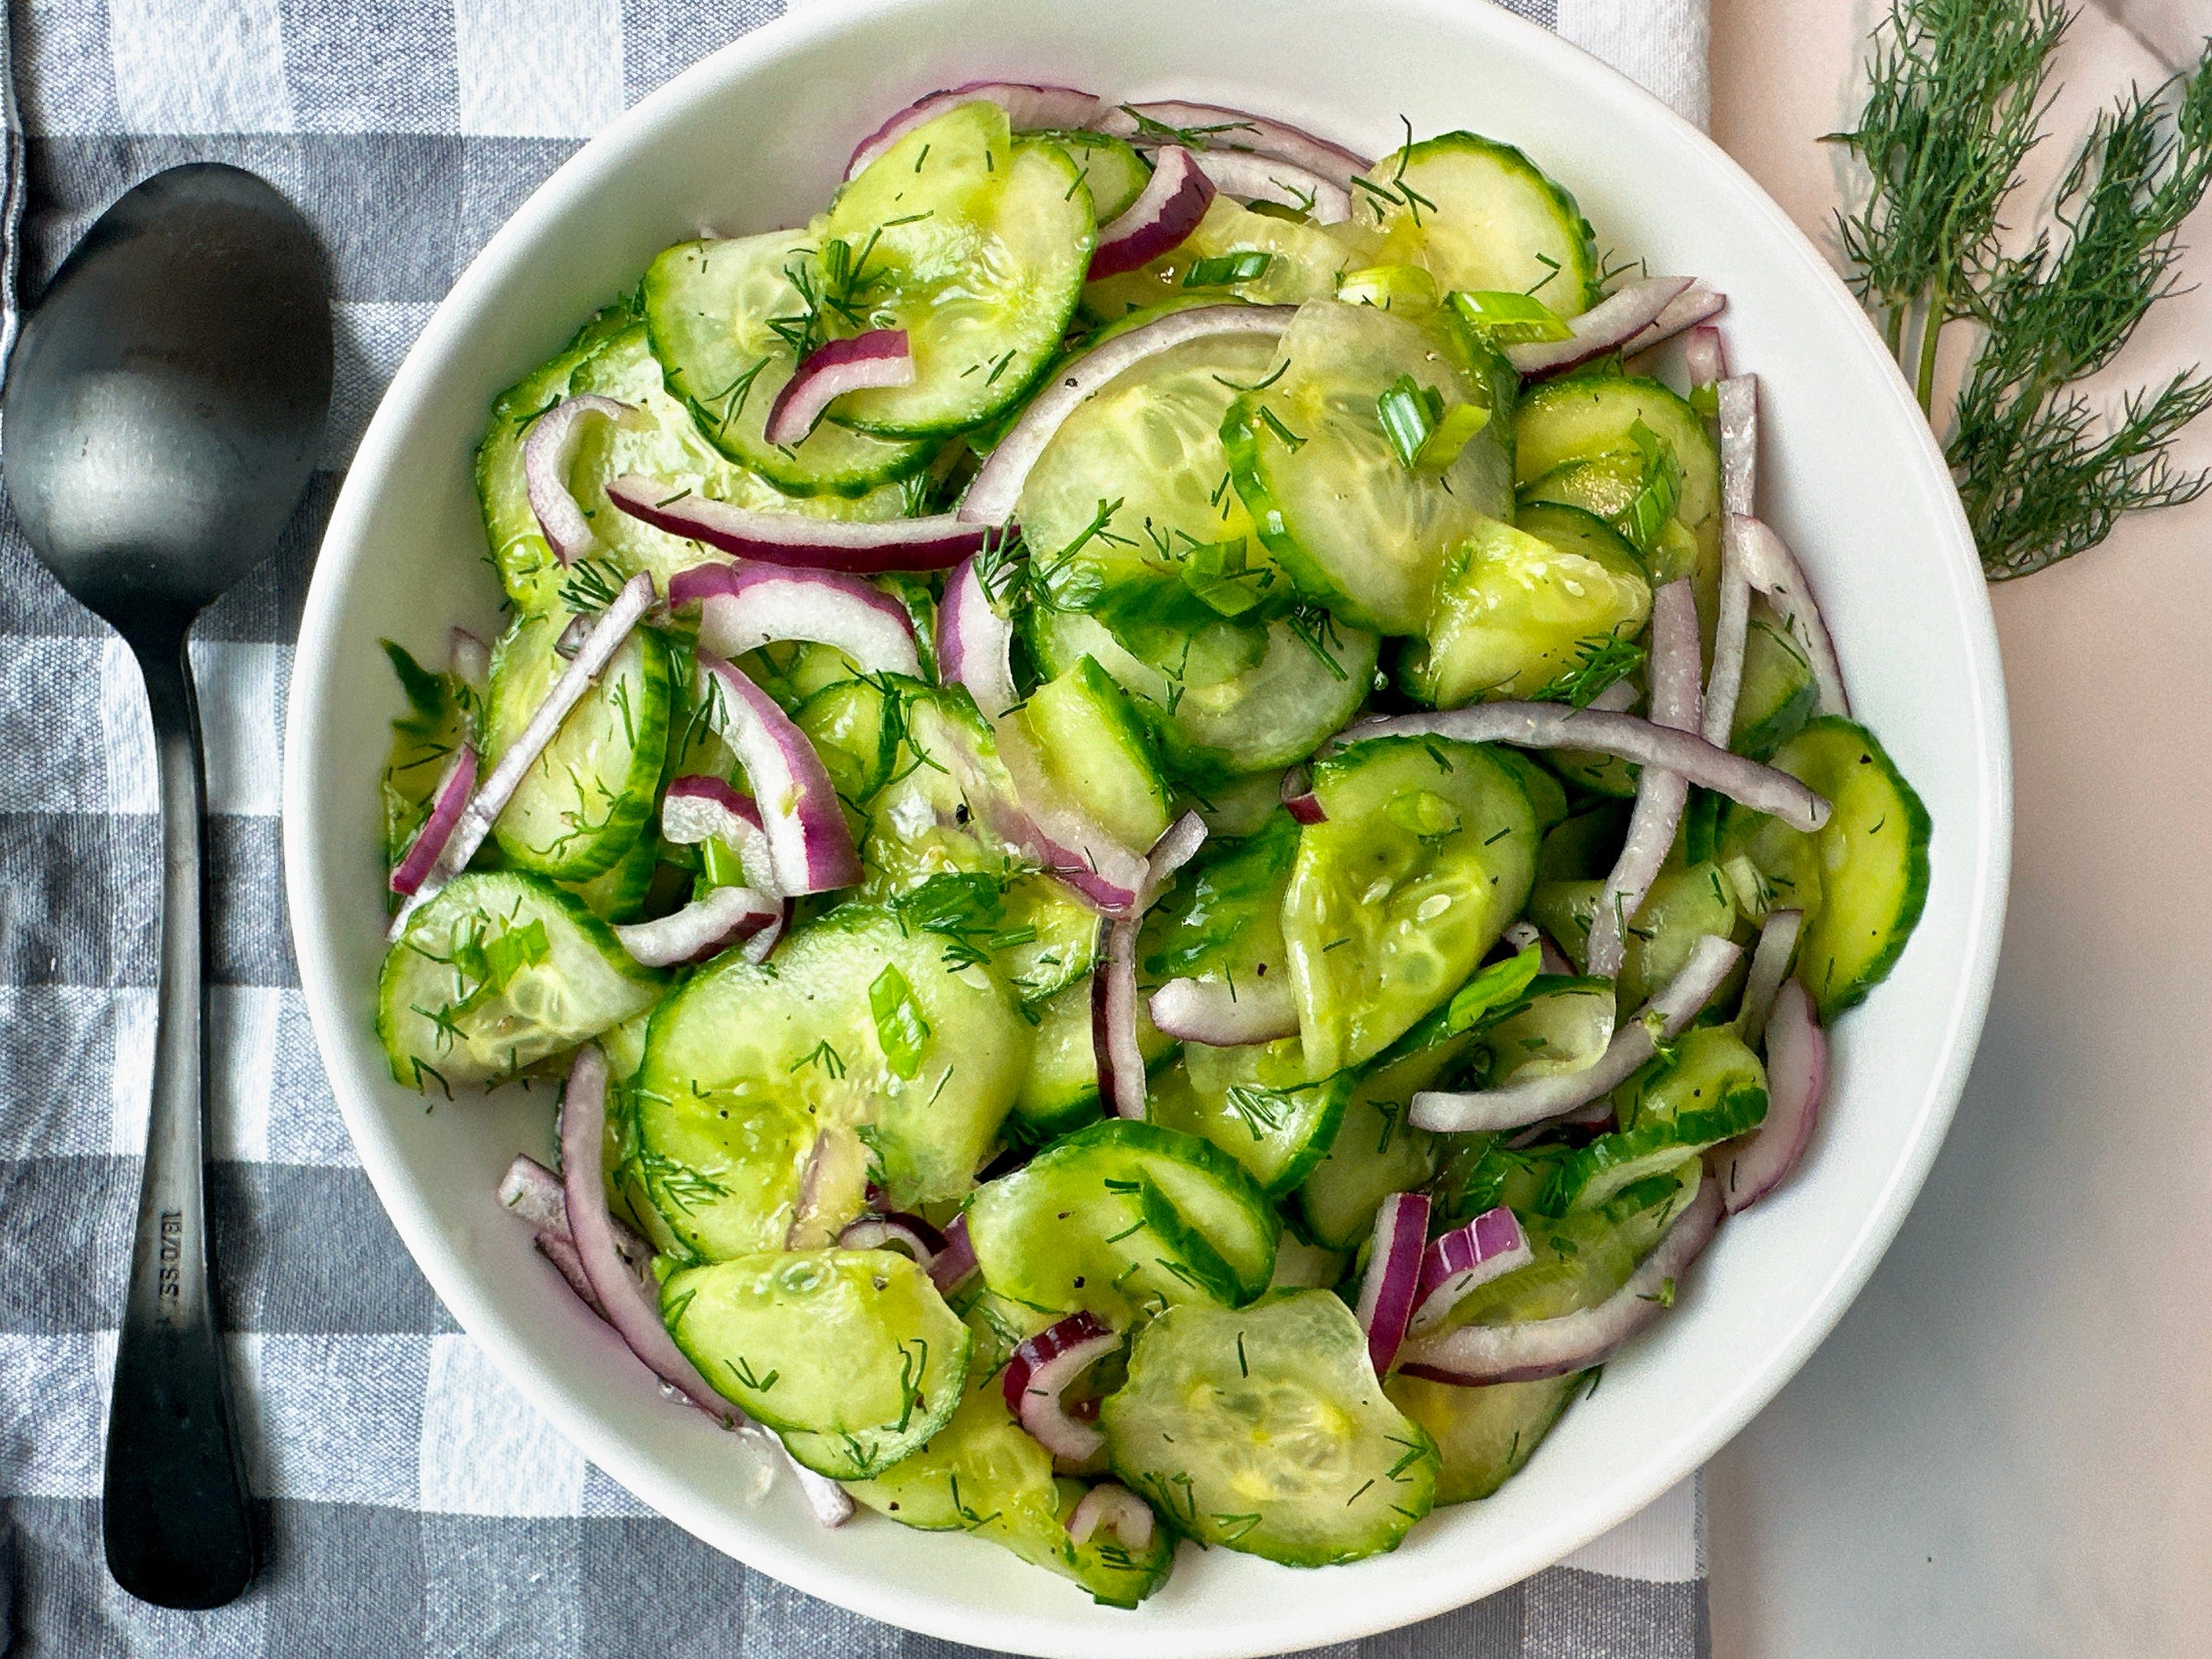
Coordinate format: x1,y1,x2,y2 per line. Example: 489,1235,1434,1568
1834,1,2212,578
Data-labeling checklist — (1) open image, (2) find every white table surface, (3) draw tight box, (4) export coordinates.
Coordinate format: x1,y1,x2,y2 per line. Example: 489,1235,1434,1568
1703,2,2212,1653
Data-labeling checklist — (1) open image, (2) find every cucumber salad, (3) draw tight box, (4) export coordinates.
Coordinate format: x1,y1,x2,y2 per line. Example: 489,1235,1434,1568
376,81,1930,1599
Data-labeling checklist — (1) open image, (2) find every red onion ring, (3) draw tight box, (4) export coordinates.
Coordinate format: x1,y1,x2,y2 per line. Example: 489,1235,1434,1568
1721,978,1825,1213
742,899,793,965
389,744,477,897
1279,764,1326,824
523,394,631,565
1681,323,1727,389
660,775,779,894
1736,908,1805,1048
938,555,1019,718
1095,813,1210,1119
1099,101,1372,190
993,717,1154,904
696,653,862,895
1353,1190,1431,1376
671,561,922,680
1088,144,1215,280
1189,149,1351,224
1067,1482,1155,1551
929,1212,979,1296
1397,1177,1723,1384
1406,1206,1533,1337
1333,704,1829,833
786,1460,858,1528
1505,276,1694,378
535,1229,604,1317
558,1045,727,1412
1622,283,1727,359
763,329,916,447
1411,934,1743,1133
845,81,1102,180
1588,580,1701,981
611,883,780,968
1146,975,1300,1047
498,1153,569,1235
1728,514,1850,717
959,303,1294,528
448,627,490,687
836,1212,946,1265
390,574,655,937
1003,1311,1121,1462
605,475,985,574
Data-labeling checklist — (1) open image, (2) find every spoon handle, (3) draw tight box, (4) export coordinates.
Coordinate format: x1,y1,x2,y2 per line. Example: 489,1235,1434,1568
103,632,258,1610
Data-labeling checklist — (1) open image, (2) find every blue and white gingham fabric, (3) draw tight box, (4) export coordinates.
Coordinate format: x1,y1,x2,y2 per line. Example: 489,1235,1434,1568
0,1,1711,1652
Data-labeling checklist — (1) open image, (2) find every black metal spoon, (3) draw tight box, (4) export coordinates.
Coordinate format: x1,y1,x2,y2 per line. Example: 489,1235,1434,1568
1,164,333,1610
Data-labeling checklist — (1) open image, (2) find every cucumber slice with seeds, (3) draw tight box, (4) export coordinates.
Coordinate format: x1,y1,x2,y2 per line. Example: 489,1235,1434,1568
377,871,664,1091
1528,859,1743,1010
1101,1289,1438,1565
1514,376,1721,544
662,1247,969,1479
1039,128,1152,223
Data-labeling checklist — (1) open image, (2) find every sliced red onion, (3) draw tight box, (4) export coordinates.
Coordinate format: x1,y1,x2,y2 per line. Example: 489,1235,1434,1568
929,1211,979,1295
389,744,477,897
1588,581,1701,981
1089,144,1215,281
1190,149,1351,224
845,81,1102,180
1100,101,1373,190
1555,1097,1617,1129
786,1128,870,1250
1280,765,1326,825
1736,908,1806,1048
1621,283,1727,359
1682,323,1727,390
1067,1483,1155,1551
1503,919,1541,953
763,329,916,447
1139,811,1210,910
660,775,779,894
1147,975,1299,1047
742,899,792,965
1333,704,1829,833
558,1045,727,1412
1003,1311,1121,1462
524,394,631,565
786,1459,857,1528
938,555,1019,718
836,1212,946,1266
993,717,1153,905
1722,978,1825,1213
391,574,654,937
499,1153,568,1235
535,1229,604,1317
1353,1190,1431,1377
1094,813,1209,1119
612,883,780,968
1700,378,1759,750
606,475,985,574
1505,276,1694,378
448,627,491,687
1398,1177,1723,1384
696,653,861,895
671,561,921,679
1729,514,1849,717
959,304,1294,528
1587,678,1640,715
1717,374,1760,519
1406,1206,1533,1336
1412,934,1743,1132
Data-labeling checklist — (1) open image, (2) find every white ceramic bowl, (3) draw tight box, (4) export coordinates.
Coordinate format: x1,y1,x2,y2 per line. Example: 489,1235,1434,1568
283,2,2011,1652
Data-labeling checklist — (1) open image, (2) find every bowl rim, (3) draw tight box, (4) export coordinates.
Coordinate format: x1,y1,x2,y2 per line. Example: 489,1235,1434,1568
283,0,2012,1651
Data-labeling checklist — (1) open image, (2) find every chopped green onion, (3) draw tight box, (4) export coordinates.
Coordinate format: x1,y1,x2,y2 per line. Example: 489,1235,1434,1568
869,965,932,1080
1687,382,1720,419
699,836,747,889
1179,538,1270,618
1449,288,1575,345
1336,263,1439,317
1617,419,1683,555
1183,250,1273,288
1377,373,1491,472
1416,397,1492,470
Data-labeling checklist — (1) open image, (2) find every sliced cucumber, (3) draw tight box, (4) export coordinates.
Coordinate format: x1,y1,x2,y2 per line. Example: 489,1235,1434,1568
1353,131,1599,316
1528,859,1743,1009
1399,515,1652,707
632,904,1031,1259
965,1119,1279,1323
1730,600,1818,761
1514,376,1721,548
1025,606,1378,788
1083,195,1353,321
1722,717,1931,1020
641,229,935,495
1150,1038,1349,1196
826,108,1094,436
1514,499,1649,577
1477,974,1617,1089
795,672,900,806
1225,298,1515,635
1293,1068,1446,1251
561,823,662,924
1538,800,1628,881
1434,1137,1563,1227
377,871,664,1091
1015,655,1173,851
1283,736,1539,1074
1140,807,1298,989
1042,130,1151,223
1541,1028,1767,1214
662,1247,969,1479
379,640,478,874
1385,1373,1583,1505
1011,975,1177,1143
1101,1289,1438,1565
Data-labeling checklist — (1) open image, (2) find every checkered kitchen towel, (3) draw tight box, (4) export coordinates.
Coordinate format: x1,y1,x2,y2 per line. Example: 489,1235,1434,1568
0,0,1711,1653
